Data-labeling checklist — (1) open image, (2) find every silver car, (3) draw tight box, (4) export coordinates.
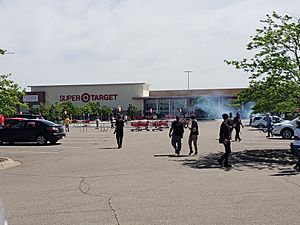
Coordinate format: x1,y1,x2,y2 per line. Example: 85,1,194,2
0,200,8,225
272,118,299,139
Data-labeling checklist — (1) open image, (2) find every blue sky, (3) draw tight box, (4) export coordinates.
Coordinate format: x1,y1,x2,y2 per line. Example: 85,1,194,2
0,0,299,90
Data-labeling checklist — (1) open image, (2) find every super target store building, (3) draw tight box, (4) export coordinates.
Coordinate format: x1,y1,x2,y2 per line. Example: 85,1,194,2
25,82,251,119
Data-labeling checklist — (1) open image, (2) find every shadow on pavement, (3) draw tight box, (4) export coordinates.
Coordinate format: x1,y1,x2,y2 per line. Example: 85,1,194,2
180,149,298,174
154,154,190,158
98,147,119,150
270,170,299,176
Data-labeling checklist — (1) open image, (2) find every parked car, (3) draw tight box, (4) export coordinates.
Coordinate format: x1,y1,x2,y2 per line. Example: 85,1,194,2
0,200,8,225
4,118,27,128
0,119,65,145
272,118,299,139
12,114,44,120
252,115,283,128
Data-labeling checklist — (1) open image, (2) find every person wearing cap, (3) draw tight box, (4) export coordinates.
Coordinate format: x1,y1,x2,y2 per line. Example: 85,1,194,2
218,113,232,168
188,115,199,155
169,116,184,156
293,120,300,171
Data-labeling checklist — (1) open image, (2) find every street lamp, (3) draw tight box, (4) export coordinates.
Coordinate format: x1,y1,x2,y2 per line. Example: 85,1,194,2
184,70,192,90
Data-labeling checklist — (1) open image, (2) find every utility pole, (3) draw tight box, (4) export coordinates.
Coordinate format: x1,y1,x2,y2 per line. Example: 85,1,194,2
184,70,192,90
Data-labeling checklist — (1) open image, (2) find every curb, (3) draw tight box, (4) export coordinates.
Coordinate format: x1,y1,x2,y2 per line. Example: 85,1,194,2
0,158,21,170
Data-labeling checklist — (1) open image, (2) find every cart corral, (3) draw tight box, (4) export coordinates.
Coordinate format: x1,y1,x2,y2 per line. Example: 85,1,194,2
130,120,170,132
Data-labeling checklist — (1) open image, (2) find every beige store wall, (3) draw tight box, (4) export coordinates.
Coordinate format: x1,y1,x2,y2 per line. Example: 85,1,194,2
30,83,149,111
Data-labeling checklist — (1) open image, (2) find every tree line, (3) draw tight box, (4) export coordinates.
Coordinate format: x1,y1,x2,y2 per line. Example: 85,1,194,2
31,101,138,122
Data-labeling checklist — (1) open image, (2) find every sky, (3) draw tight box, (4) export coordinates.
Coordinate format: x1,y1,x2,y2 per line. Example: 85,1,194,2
0,0,299,90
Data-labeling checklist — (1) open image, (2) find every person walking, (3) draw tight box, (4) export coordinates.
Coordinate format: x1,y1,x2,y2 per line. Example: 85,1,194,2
169,116,184,156
64,116,71,132
293,120,300,171
114,115,125,149
228,112,234,140
188,115,199,155
95,118,100,129
218,113,232,168
266,114,273,137
233,112,244,141
110,115,115,129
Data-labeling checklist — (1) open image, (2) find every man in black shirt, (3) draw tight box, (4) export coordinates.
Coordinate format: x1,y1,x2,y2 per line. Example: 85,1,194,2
188,115,199,155
169,116,184,156
114,115,125,149
218,113,232,167
233,112,244,141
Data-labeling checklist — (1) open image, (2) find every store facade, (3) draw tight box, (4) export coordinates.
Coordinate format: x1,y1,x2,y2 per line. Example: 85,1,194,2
27,82,150,112
25,83,250,119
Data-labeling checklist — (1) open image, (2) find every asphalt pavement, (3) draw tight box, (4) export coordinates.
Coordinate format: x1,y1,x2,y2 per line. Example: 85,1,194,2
0,120,299,225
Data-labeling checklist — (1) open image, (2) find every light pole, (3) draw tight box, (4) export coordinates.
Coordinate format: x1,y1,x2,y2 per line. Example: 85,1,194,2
184,70,192,90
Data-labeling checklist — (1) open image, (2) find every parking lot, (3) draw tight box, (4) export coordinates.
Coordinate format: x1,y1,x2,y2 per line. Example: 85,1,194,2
0,120,299,225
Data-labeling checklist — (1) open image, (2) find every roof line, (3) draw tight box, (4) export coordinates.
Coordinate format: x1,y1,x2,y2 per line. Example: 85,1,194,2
28,82,148,87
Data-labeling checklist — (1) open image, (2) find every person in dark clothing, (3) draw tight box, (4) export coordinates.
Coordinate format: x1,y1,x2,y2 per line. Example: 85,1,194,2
169,116,184,156
233,112,244,141
188,115,199,155
228,112,234,140
114,115,125,149
218,113,232,168
266,114,273,138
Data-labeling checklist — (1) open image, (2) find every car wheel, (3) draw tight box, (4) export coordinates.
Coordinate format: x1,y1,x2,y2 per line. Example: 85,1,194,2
36,135,47,145
281,128,294,139
0,136,3,145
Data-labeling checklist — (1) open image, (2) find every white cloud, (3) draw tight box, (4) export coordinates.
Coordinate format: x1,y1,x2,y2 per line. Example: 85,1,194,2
0,0,299,89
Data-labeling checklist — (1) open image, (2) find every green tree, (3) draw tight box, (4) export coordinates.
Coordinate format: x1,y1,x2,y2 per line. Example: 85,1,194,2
40,103,56,121
127,104,138,118
1,48,27,116
58,101,76,117
225,12,300,114
0,74,27,117
100,105,112,118
86,102,101,116
73,105,83,118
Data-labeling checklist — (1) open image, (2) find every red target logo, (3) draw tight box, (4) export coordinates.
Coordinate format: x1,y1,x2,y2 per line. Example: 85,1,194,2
81,93,90,103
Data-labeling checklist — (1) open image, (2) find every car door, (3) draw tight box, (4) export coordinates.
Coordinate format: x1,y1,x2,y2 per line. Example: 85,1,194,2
24,121,39,141
11,121,39,142
3,121,27,142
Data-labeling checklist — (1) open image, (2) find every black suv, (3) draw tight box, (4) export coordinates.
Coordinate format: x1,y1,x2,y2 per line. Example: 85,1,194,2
0,119,65,145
